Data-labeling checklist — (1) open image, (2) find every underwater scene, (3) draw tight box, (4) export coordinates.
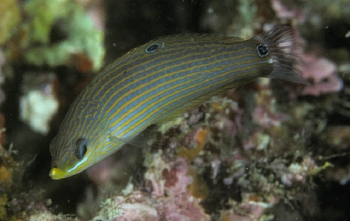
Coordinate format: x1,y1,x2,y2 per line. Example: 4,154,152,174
0,0,350,220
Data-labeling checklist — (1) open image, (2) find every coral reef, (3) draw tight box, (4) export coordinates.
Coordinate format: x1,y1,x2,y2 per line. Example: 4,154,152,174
93,155,210,221
0,0,350,220
19,73,59,134
301,54,343,96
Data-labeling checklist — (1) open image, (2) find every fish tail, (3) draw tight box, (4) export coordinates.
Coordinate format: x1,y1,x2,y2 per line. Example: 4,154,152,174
254,26,310,85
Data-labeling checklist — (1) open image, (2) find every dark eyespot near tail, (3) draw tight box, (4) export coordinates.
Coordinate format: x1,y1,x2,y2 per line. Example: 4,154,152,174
145,43,162,53
256,44,269,57
75,138,88,160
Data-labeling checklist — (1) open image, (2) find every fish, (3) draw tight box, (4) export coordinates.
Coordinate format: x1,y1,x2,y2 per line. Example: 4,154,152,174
49,26,309,179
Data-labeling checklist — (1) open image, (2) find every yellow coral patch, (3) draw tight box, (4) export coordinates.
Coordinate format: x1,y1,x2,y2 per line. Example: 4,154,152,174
177,128,208,161
0,165,12,188
187,167,209,200
0,0,21,44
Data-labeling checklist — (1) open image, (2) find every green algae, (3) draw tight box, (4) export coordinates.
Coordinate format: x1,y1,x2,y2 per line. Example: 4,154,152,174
0,0,21,45
23,0,105,71
1,0,105,71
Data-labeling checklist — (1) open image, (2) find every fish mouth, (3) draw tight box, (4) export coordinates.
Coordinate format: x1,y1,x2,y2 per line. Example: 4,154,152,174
49,168,67,180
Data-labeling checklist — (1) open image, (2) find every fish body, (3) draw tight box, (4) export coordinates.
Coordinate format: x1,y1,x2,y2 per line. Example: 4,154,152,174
50,26,308,179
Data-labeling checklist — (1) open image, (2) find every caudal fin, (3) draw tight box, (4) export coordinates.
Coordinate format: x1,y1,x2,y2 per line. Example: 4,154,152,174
254,26,310,85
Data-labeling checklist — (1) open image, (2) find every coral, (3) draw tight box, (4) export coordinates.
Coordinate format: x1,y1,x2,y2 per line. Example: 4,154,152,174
157,192,209,221
1,0,350,220
0,0,21,45
0,165,12,189
1,0,105,72
270,0,345,97
187,166,210,200
96,192,158,221
22,0,105,72
301,54,343,96
93,153,210,221
28,210,78,221
29,212,63,221
220,193,276,221
0,135,60,220
0,138,20,191
144,153,193,198
19,73,58,134
252,81,291,128
19,89,58,134
177,128,208,161
271,0,305,22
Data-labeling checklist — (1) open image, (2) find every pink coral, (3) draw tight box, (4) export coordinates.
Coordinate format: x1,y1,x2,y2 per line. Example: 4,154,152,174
145,155,192,197
301,54,343,96
113,202,158,221
162,158,192,196
270,156,318,187
158,192,210,221
221,193,279,221
144,152,169,197
146,155,209,220
93,154,210,221
271,0,305,22
253,105,290,128
271,0,343,97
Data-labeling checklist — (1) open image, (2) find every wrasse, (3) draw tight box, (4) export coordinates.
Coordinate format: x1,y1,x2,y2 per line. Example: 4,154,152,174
49,26,308,179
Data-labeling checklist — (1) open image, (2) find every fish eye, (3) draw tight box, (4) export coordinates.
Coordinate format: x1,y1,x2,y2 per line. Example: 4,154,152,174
256,44,269,57
145,43,162,53
75,138,88,160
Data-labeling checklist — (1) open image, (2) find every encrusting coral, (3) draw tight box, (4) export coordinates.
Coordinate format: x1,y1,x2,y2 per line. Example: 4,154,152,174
1,0,350,220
